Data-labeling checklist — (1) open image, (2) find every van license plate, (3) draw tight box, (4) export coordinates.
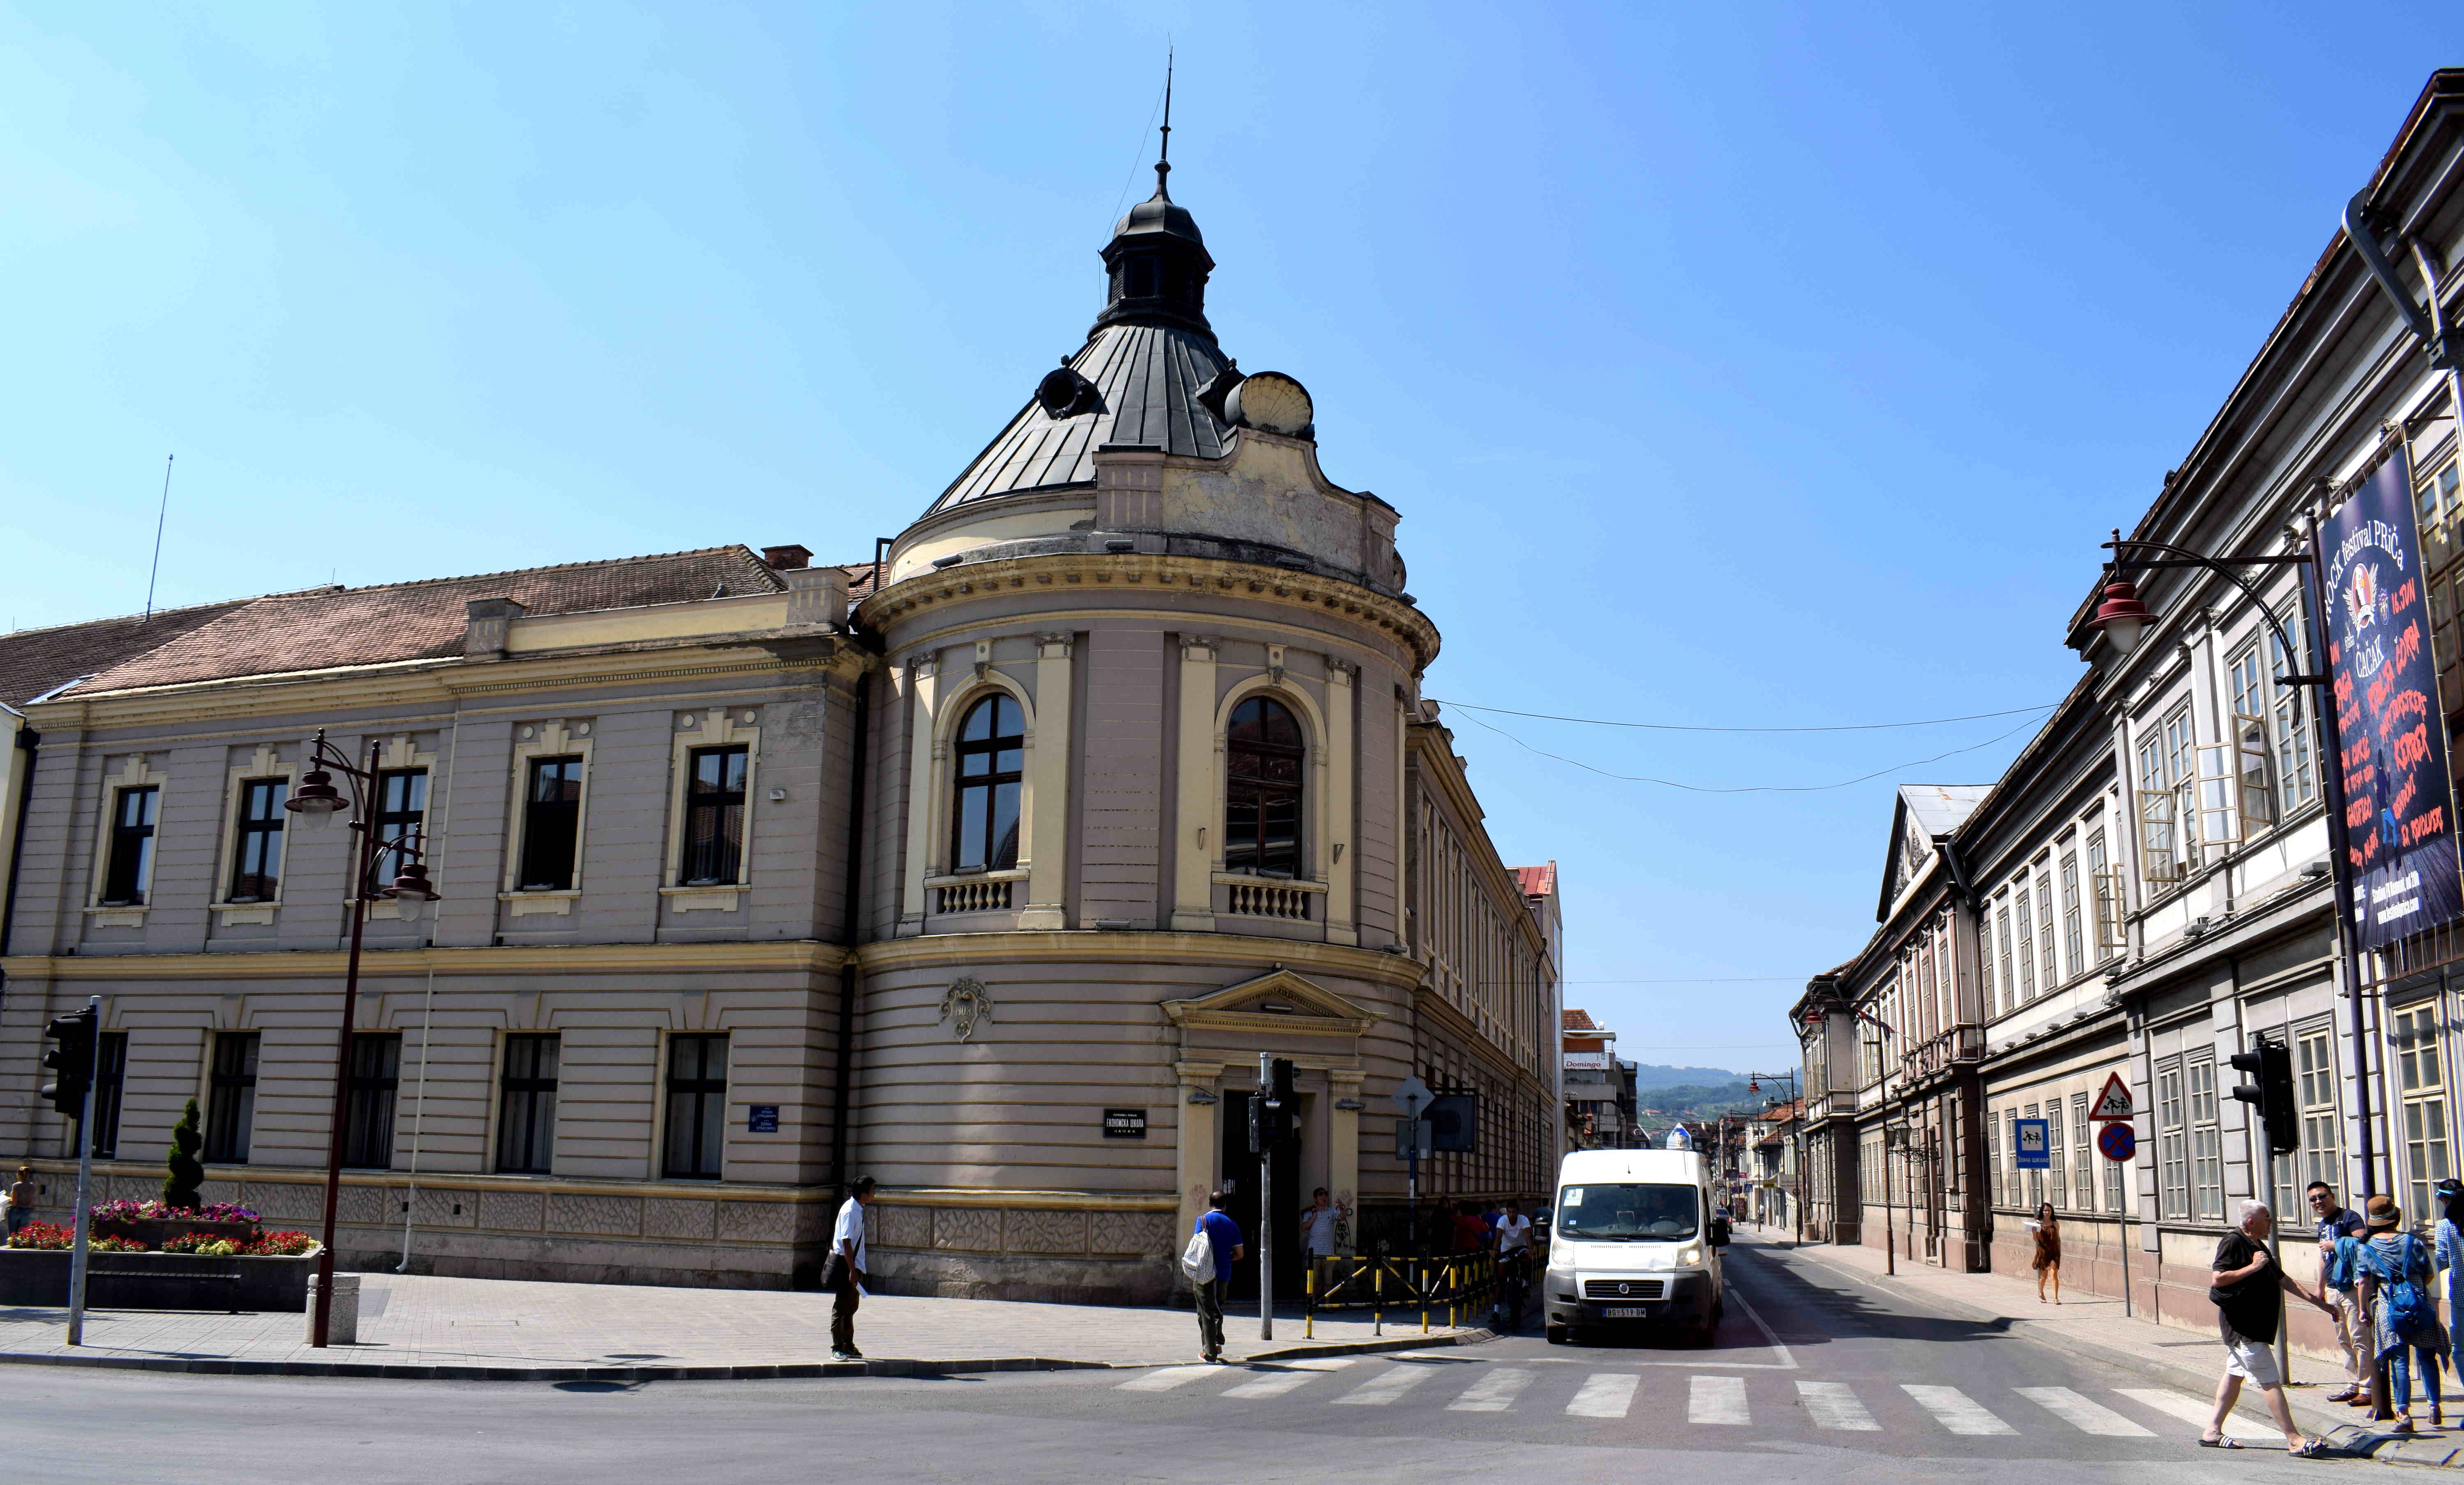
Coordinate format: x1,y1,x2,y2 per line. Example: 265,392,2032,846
1600,1306,1652,1318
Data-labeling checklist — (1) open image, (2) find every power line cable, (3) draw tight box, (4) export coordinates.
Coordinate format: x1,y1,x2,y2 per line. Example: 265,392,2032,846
1429,696,2057,733
1453,708,2048,794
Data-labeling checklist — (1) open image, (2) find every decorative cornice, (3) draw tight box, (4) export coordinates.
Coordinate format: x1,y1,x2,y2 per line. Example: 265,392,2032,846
856,551,1441,671
4,939,851,983
1160,967,1381,1037
853,929,1427,991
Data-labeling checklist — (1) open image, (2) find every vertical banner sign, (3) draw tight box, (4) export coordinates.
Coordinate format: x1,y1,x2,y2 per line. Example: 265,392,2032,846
2323,445,2464,949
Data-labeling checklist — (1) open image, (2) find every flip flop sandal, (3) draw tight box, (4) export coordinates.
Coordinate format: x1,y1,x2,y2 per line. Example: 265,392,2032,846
2291,1439,2332,1458
2198,1436,2243,1449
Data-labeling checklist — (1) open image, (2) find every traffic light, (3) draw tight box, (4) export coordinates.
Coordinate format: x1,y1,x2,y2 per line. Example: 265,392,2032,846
40,1006,98,1117
1250,1059,1298,1153
2230,1034,2298,1157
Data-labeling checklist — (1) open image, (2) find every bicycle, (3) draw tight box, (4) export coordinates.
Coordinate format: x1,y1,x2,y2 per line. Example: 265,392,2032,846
1492,1248,1531,1333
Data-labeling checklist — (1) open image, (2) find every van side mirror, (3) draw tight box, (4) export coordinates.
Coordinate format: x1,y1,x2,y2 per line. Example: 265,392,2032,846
1710,1218,1730,1248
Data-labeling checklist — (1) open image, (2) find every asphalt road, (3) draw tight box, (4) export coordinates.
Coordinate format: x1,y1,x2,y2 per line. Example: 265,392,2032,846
16,1236,2364,1484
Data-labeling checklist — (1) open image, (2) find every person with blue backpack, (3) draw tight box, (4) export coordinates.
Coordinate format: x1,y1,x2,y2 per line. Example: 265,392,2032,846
2436,1179,2464,1357
2358,1194,2451,1433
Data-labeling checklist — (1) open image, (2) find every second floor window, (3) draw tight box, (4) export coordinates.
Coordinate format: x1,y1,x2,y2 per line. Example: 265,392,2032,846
496,1034,560,1174
2035,871,2058,988
206,1032,260,1163
103,786,159,905
2014,878,2037,1001
2137,726,2183,885
951,695,1024,873
374,768,428,890
519,757,583,891
2059,853,2083,970
229,779,288,901
682,745,751,884
1995,901,2015,1013
343,1032,400,1169
1224,696,1304,877
2229,645,2279,837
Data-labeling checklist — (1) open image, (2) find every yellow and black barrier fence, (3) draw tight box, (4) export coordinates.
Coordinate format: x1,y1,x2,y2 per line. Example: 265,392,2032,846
1302,1250,1532,1338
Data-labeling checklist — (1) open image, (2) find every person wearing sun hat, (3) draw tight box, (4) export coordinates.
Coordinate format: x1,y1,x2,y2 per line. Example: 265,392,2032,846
2358,1194,2449,1432
2437,1179,2464,1363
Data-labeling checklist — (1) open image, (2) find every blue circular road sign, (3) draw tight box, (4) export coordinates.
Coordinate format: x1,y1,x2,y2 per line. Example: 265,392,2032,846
2097,1122,2137,1162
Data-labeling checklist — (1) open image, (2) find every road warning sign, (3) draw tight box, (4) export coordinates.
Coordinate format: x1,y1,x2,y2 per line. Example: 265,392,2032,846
2087,1072,2134,1122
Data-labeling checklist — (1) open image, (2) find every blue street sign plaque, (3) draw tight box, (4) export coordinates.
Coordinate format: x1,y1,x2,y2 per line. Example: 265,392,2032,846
747,1104,779,1133
2015,1118,2050,1170
2098,1122,2136,1163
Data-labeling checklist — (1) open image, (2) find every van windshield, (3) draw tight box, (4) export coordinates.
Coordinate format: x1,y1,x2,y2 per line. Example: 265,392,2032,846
1555,1183,1699,1240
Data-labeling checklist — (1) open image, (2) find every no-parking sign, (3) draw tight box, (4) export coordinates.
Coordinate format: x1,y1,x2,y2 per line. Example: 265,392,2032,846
2097,1122,2136,1162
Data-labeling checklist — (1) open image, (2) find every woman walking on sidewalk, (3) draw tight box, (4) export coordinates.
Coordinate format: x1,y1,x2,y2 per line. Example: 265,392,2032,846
2030,1203,2062,1305
2358,1194,2449,1433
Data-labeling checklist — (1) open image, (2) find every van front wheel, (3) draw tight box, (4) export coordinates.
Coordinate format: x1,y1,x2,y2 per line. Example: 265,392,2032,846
1546,1323,1570,1345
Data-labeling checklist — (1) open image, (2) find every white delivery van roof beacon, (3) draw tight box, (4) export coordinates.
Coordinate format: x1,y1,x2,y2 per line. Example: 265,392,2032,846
1665,1124,1691,1150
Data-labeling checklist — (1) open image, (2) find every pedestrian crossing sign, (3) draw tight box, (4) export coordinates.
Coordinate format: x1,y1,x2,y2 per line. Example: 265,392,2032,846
2087,1072,2133,1122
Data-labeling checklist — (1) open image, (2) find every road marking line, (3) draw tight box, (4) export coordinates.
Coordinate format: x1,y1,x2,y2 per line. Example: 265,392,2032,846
1722,1276,1799,1370
1222,1370,1320,1399
1796,1380,1880,1431
1117,1366,1216,1391
2015,1386,2155,1437
2114,1387,2271,1442
1332,1365,1433,1405
1689,1374,1750,1425
1448,1367,1536,1412
1566,1372,1641,1418
1901,1384,2016,1435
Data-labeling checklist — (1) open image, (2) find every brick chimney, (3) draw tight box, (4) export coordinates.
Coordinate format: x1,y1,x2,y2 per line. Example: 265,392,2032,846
762,544,813,570
464,597,526,658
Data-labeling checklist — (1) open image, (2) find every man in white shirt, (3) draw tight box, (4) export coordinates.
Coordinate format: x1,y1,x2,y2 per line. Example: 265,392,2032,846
1299,1188,1345,1261
1494,1198,1533,1258
827,1176,877,1362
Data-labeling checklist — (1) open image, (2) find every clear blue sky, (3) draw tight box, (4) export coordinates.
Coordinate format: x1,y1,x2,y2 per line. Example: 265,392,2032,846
5,5,2458,1072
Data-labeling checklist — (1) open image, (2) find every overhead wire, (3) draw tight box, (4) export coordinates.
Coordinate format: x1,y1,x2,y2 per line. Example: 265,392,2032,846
1451,706,2050,794
1428,697,2059,733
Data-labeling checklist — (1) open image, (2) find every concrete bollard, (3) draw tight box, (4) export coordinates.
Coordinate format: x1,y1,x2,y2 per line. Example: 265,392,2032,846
306,1273,361,1345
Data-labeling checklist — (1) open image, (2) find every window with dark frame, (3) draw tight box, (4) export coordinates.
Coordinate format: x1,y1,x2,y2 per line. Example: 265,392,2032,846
681,745,750,884
1224,696,1304,878
949,697,1023,873
205,1032,260,1163
102,786,159,905
662,1034,729,1179
496,1034,560,1174
518,756,584,891
228,779,288,901
87,1033,128,1160
342,1032,401,1169
373,768,428,892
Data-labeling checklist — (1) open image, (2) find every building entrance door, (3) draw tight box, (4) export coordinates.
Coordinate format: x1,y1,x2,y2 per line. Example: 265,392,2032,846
1218,1091,1301,1301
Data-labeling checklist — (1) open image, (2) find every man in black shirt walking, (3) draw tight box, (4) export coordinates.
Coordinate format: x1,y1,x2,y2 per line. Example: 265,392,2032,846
2205,1198,2332,1454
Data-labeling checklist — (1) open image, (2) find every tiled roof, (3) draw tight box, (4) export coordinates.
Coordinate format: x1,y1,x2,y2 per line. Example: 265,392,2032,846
1511,862,1557,899
926,322,1234,514
0,598,257,710
1562,1007,1596,1031
66,546,797,697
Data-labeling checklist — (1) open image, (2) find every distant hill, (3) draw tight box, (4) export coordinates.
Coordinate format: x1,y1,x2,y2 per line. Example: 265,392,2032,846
1628,1063,1747,1091
1632,1081,1763,1125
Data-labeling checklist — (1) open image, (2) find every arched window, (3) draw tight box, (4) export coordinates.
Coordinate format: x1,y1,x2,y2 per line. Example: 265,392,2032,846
951,694,1024,871
1225,696,1305,877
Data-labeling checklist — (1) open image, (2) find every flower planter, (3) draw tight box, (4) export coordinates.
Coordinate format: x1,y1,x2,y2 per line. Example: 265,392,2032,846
0,1244,322,1311
91,1217,260,1248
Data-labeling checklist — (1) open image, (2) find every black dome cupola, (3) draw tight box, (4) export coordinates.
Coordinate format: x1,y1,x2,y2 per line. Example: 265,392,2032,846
1093,82,1215,341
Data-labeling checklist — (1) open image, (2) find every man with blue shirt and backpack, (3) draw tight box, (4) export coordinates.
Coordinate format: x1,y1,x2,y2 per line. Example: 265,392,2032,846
2358,1194,2451,1433
1184,1191,1244,1363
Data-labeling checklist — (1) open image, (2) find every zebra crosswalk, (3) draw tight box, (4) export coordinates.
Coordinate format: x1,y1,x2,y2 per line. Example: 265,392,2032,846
1111,1363,2258,1444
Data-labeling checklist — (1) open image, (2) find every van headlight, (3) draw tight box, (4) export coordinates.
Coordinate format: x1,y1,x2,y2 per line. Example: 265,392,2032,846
1676,1244,1703,1267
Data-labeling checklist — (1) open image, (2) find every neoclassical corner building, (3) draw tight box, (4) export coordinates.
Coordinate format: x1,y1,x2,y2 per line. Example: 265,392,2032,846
0,158,1563,1302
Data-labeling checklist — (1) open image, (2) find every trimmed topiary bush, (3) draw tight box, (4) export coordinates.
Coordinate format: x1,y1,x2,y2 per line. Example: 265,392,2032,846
163,1098,205,1211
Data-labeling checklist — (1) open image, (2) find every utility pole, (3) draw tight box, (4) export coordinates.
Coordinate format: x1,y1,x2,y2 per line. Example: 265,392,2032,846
64,998,100,1346
1258,1051,1274,1341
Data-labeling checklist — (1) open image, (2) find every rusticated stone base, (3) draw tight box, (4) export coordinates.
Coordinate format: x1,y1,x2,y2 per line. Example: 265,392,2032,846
867,1247,1173,1306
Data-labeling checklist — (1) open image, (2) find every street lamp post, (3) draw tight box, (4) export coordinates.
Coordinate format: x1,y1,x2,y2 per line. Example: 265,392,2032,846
282,728,439,1349
1745,1070,1802,1247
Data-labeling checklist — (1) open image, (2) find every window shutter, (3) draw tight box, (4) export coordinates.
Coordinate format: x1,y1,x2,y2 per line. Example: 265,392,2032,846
2136,790,2180,883
2234,715,2275,839
2092,867,2128,949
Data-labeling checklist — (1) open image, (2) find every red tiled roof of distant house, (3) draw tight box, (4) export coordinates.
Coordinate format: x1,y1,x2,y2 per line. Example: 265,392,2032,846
1512,862,1556,899
1563,1008,1595,1031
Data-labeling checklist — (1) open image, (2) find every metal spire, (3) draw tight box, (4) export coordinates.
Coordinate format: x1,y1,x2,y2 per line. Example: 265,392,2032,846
1155,46,1172,198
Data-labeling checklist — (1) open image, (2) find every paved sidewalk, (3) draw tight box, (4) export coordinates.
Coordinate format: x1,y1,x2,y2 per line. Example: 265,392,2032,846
1761,1228,2460,1467
0,1271,1485,1380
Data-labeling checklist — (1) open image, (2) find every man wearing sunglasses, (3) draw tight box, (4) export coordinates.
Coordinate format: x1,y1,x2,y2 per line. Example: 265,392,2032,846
2307,1181,2369,1403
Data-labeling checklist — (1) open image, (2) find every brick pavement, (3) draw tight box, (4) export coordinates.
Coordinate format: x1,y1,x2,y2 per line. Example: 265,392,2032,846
0,1271,1483,1378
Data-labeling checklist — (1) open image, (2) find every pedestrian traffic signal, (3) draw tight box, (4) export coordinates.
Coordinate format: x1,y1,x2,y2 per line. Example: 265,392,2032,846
2229,1034,2297,1157
1250,1059,1299,1153
40,1006,98,1117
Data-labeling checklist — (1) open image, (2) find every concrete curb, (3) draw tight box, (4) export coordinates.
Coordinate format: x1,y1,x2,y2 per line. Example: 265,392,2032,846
1777,1241,2462,1465
0,1325,1493,1384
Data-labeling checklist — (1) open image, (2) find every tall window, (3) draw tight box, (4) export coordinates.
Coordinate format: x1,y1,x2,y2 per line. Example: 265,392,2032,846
2297,1026,2341,1193
496,1034,560,1174
1987,1110,2003,1208
2157,1062,2188,1219
2070,1094,2092,1211
1996,901,2015,1014
1223,696,1305,878
206,1032,260,1163
2138,724,2183,885
2087,831,2122,957
2047,1098,2067,1209
2268,619,2318,810
2228,646,2278,839
681,745,751,884
949,697,1023,873
519,757,584,890
228,779,288,901
102,786,159,905
2395,1005,2452,1225
2167,708,2199,868
2189,1055,2223,1221
373,768,428,890
88,1032,128,1160
2035,871,2058,989
2059,853,2083,973
663,1034,729,1179
1977,912,1996,1009
342,1032,400,1169
2015,877,2037,1001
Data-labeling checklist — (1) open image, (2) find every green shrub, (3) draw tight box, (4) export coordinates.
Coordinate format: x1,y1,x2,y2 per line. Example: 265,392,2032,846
163,1098,205,1210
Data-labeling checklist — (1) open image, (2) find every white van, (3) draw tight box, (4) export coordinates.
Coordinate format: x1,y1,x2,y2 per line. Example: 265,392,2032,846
1542,1147,1728,1344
